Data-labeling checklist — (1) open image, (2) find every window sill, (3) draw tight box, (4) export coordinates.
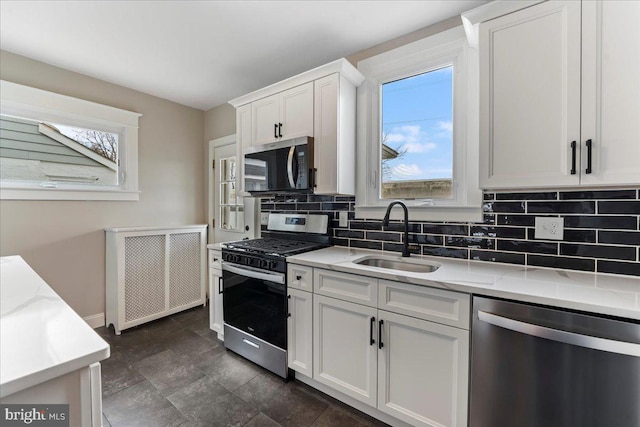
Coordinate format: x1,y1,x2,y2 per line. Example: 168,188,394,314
354,204,482,223
0,186,140,201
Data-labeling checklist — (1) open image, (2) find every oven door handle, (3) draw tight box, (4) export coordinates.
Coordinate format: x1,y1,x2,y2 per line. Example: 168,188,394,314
222,262,285,285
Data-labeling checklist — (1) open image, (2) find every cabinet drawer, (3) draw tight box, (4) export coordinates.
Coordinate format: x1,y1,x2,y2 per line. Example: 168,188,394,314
208,249,222,270
379,280,470,330
314,268,377,307
288,264,313,291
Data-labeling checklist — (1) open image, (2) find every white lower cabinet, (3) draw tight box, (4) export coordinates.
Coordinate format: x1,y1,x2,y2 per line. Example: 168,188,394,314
313,294,378,407
377,311,469,427
208,249,224,340
288,264,470,427
287,288,313,377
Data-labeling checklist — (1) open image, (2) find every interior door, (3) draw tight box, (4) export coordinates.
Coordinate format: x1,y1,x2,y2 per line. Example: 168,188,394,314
208,135,256,243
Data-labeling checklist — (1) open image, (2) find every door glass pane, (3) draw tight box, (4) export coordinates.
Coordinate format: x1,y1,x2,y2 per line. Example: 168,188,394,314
380,66,453,199
219,155,244,231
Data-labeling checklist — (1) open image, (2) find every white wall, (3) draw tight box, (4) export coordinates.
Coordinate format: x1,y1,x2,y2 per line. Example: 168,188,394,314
0,50,206,319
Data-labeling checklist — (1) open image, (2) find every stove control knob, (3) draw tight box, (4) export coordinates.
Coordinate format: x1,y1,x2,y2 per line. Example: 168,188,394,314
260,259,269,269
269,260,279,270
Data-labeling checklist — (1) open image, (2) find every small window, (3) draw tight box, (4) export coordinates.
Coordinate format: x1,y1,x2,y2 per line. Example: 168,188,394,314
356,26,482,222
0,80,140,201
1,115,119,186
381,66,453,200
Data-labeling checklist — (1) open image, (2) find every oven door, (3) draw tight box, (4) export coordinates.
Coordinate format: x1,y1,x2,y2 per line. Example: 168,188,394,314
222,262,287,350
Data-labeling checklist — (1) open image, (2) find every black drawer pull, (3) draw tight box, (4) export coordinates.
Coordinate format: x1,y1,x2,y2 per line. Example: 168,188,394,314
296,275,302,280
570,141,577,175
585,139,593,174
378,319,384,349
278,123,283,138
370,317,376,346
287,294,291,318
274,123,278,139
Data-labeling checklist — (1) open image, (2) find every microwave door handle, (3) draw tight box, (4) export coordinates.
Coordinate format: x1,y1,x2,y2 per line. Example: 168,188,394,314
287,146,296,188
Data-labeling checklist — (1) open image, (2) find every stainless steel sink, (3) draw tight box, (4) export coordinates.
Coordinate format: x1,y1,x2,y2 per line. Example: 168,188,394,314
354,257,440,273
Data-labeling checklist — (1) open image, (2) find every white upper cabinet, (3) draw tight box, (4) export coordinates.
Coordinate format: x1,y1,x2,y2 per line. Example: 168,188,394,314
314,74,356,195
477,0,640,189
580,0,640,186
252,83,314,145
229,58,364,195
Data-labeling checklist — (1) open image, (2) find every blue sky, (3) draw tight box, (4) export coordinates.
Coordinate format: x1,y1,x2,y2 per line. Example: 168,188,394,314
381,66,453,182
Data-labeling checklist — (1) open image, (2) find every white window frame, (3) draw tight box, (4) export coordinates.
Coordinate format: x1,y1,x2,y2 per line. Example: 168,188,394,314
0,80,141,201
355,26,482,222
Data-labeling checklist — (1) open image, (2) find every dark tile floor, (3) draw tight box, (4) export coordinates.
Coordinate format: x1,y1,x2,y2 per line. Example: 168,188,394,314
96,306,389,427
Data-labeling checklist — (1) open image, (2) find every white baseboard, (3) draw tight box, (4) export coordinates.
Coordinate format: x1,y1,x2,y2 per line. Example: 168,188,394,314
83,313,105,329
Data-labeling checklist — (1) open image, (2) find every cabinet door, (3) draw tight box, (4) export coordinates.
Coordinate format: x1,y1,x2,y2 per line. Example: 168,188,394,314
236,104,252,193
313,294,377,406
287,288,313,377
479,1,582,189
378,311,469,427
252,94,280,145
580,0,640,186
280,82,314,140
314,74,356,195
208,267,224,338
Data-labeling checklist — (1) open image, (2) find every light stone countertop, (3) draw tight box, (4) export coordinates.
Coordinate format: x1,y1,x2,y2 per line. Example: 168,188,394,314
287,246,640,320
206,243,224,251
0,256,110,398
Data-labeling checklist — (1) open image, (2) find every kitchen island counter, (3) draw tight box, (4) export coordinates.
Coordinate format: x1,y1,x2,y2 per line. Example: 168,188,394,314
0,255,110,398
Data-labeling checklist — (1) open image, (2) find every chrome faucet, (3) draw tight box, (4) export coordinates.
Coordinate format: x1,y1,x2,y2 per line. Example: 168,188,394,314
382,201,410,257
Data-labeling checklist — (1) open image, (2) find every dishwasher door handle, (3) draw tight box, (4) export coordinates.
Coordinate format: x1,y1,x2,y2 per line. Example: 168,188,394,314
478,310,640,358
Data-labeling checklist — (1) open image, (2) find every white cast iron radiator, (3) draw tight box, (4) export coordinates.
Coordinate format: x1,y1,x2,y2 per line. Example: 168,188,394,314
105,225,207,334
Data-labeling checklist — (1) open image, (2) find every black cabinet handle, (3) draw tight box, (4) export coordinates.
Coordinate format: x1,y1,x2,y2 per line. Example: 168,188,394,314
370,317,376,346
278,123,283,138
274,124,278,139
570,141,577,175
378,319,384,349
585,139,593,174
296,275,302,280
287,294,291,318
218,277,223,294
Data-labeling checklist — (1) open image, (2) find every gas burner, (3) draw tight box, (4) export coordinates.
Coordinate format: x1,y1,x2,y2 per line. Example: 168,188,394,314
224,238,327,257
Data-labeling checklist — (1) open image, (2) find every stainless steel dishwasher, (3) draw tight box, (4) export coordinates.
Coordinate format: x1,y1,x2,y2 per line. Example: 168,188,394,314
470,296,640,427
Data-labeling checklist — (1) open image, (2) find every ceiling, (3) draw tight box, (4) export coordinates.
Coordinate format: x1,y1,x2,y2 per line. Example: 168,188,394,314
0,1,486,111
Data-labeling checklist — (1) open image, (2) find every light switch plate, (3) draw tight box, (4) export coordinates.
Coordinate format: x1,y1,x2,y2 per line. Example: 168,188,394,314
534,217,564,240
339,211,348,227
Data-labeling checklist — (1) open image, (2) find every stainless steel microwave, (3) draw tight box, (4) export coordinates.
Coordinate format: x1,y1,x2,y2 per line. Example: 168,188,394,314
244,137,314,194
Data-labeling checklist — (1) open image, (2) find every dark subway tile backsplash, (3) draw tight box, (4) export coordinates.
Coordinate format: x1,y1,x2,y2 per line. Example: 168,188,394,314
260,188,640,276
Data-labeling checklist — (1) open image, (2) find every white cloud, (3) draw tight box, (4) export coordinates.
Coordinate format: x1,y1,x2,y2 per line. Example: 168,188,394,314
437,121,453,133
384,124,438,153
403,142,437,153
390,163,423,178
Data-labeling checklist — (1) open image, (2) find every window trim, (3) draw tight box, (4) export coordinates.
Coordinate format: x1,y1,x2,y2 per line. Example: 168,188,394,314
0,80,141,201
355,26,482,222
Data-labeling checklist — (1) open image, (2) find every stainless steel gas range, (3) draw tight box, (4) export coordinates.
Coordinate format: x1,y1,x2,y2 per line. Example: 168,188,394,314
221,213,329,379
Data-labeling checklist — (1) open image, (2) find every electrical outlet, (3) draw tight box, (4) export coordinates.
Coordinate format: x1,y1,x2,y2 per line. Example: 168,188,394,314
339,211,348,227
260,213,269,225
534,217,564,240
